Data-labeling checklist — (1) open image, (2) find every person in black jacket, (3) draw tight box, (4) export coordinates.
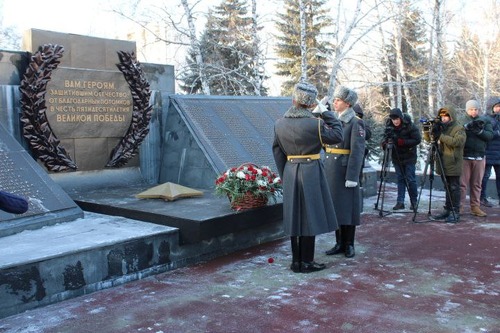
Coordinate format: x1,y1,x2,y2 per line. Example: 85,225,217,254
381,108,421,210
480,97,500,207
460,100,493,216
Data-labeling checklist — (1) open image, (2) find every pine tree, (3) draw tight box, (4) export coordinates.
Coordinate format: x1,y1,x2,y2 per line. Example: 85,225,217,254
274,0,332,97
178,0,267,96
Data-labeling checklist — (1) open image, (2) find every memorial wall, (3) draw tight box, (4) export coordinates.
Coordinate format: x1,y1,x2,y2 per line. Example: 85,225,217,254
22,29,139,171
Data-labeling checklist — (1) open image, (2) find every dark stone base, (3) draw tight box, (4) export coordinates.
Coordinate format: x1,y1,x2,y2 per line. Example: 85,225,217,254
0,169,286,319
0,214,178,319
53,168,283,245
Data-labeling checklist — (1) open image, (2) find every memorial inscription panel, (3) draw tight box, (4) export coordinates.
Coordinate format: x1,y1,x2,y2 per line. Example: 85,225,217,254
175,97,289,174
46,68,133,139
0,125,82,231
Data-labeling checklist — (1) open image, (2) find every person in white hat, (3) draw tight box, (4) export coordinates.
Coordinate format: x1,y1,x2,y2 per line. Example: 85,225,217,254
323,85,366,258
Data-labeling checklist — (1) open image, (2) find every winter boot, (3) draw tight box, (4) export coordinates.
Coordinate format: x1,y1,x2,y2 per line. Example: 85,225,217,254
325,230,344,255
393,202,405,210
433,209,451,220
300,236,325,273
471,206,487,217
480,198,493,207
445,211,460,223
343,225,356,258
290,237,301,273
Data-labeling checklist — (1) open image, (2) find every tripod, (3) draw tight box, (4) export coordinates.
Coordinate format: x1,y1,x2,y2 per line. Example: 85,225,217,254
374,140,417,217
412,138,457,223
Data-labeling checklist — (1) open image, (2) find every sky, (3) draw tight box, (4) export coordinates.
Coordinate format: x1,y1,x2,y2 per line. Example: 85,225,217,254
2,0,136,39
2,0,494,49
1,0,496,96
0,0,232,39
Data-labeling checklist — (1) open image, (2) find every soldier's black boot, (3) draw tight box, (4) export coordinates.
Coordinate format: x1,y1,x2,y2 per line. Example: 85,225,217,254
325,229,344,255
290,237,301,273
344,226,356,258
300,236,325,273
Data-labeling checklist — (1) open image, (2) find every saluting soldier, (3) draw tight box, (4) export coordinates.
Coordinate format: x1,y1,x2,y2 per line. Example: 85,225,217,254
324,86,366,258
273,81,343,273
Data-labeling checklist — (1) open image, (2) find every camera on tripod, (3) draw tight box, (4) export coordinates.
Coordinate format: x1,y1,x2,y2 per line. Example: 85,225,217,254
419,116,441,133
420,116,443,141
383,124,396,148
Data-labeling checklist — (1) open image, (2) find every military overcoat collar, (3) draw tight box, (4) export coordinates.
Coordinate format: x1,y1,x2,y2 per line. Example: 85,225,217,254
283,106,314,118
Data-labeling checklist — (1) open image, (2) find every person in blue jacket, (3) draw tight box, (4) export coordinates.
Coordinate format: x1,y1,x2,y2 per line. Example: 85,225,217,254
0,190,29,214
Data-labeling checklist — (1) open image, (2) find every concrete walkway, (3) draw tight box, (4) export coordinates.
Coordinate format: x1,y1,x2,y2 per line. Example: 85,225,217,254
0,191,499,333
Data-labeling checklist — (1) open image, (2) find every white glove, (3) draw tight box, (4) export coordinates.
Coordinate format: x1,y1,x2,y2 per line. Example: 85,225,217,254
345,180,358,188
312,97,329,114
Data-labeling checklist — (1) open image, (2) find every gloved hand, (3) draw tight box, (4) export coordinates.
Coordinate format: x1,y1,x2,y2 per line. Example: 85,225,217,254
312,97,330,115
431,123,442,140
471,119,485,134
473,119,485,128
345,180,358,188
397,138,405,146
472,128,484,135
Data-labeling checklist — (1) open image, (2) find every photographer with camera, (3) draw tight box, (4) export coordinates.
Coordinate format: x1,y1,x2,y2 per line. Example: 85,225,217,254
460,100,493,217
480,97,500,207
381,108,421,210
423,106,466,223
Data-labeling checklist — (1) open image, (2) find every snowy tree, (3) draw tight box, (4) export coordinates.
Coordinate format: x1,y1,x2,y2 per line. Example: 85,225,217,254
274,0,333,97
179,0,267,95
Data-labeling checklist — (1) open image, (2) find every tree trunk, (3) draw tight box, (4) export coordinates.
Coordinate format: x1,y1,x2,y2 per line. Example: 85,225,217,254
299,0,308,82
251,0,263,95
435,0,444,110
181,0,211,95
394,2,413,116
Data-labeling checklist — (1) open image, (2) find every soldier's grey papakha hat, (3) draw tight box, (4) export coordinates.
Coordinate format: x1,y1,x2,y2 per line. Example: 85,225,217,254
293,81,318,107
334,85,358,106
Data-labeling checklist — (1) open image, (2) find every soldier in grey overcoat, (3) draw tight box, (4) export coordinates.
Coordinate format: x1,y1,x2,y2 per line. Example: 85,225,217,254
273,81,343,273
323,86,366,258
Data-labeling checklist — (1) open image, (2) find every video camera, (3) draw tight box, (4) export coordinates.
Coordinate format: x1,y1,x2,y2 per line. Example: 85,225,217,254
382,117,396,141
419,116,441,132
420,116,443,141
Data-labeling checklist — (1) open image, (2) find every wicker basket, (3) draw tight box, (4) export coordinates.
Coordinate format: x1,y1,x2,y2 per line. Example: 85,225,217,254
229,192,268,211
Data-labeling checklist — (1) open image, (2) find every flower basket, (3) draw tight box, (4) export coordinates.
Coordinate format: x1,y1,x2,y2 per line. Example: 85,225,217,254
215,163,282,211
228,192,268,211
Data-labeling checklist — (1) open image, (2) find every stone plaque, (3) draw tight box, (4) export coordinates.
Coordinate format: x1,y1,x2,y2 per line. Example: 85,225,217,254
0,124,83,236
46,68,133,139
173,96,290,174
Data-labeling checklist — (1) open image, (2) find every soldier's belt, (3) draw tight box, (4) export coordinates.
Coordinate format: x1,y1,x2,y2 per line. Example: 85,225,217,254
287,154,321,162
325,148,350,154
